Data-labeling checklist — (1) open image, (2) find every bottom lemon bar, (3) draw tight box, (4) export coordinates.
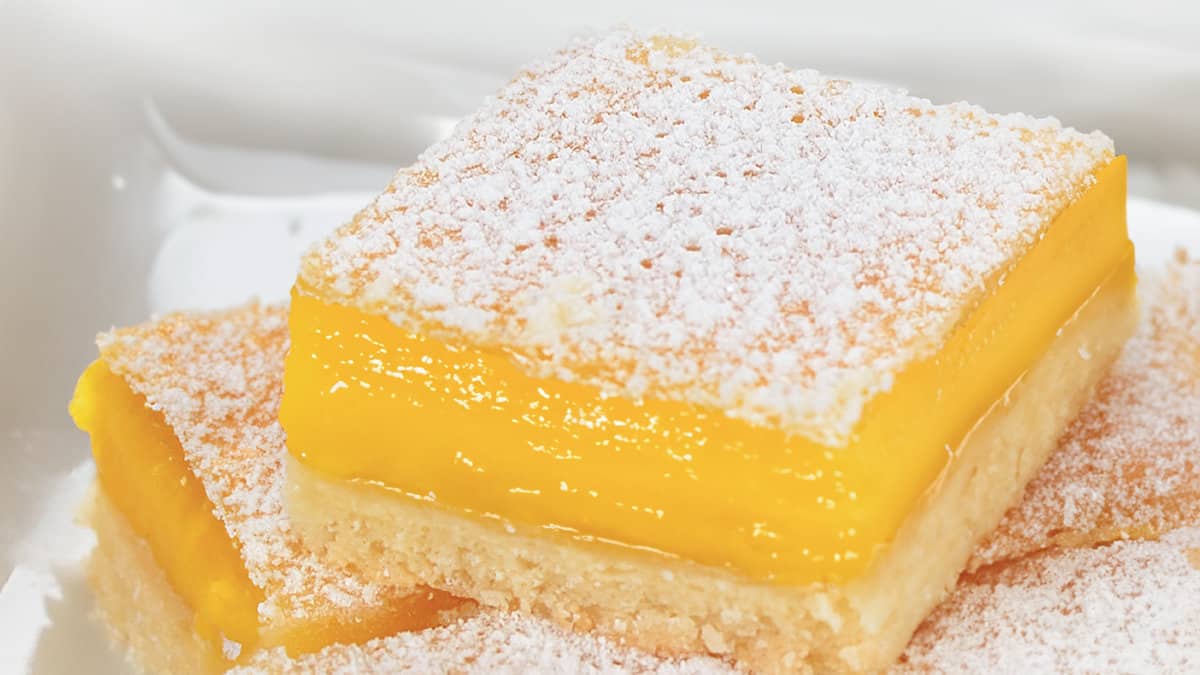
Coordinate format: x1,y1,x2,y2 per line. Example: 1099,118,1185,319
70,306,470,673
972,250,1200,569
285,253,1138,671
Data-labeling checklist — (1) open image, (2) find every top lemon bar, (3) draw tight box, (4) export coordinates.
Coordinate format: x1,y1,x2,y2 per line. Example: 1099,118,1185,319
283,30,1129,584
298,31,1113,443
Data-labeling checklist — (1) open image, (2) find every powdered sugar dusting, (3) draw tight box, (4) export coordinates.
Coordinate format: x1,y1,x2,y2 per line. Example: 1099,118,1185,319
301,29,1113,444
900,527,1200,672
972,251,1200,569
234,611,735,674
96,305,403,626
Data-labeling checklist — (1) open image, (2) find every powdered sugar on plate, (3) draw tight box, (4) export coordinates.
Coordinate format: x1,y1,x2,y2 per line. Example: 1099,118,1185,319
900,527,1200,673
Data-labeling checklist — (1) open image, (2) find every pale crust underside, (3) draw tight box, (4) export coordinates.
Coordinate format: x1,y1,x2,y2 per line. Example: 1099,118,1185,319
286,266,1139,673
85,485,212,675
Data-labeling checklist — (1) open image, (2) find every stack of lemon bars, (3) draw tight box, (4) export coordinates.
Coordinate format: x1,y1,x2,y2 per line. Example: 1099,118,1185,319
70,31,1200,673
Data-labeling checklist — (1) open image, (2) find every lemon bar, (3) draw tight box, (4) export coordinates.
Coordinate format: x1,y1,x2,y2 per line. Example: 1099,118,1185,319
972,250,1200,569
70,305,470,673
280,30,1138,670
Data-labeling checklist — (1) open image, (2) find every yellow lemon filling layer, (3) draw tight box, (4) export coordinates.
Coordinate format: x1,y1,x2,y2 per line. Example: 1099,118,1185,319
72,361,263,654
282,158,1131,584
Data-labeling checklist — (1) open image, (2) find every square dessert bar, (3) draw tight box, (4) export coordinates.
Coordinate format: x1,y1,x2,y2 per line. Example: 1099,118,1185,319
280,31,1137,670
71,306,469,673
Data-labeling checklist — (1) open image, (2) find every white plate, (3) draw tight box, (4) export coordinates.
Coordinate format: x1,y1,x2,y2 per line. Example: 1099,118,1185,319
3,4,1200,673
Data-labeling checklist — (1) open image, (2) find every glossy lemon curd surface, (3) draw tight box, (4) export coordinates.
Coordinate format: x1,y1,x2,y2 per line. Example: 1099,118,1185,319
282,158,1132,585
71,361,464,664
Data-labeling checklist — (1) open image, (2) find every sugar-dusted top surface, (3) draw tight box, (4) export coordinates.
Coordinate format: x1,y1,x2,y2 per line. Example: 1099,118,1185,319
301,29,1114,444
899,527,1200,672
235,610,734,675
971,251,1200,569
96,305,403,626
